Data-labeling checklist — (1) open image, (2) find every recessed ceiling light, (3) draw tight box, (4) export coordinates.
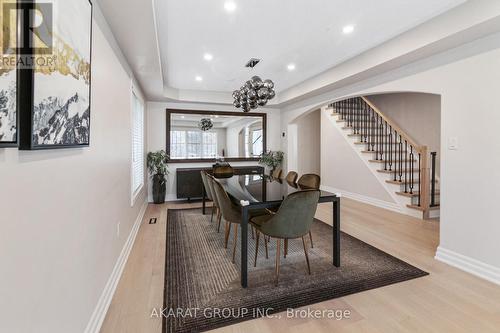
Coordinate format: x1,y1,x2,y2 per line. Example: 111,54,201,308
195,76,203,82
343,25,354,34
203,53,213,61
287,63,296,71
215,115,219,118
224,1,236,12
181,115,185,119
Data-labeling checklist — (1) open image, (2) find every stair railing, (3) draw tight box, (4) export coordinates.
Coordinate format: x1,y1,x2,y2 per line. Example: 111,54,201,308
329,96,433,218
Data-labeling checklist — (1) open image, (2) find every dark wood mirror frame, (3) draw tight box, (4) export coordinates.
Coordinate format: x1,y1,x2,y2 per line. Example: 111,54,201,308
166,109,267,163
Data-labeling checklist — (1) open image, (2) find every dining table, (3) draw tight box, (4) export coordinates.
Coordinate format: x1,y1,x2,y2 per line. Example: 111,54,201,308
202,173,341,288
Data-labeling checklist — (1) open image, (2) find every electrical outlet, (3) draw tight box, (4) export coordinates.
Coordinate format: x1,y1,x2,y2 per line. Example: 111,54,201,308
117,222,121,237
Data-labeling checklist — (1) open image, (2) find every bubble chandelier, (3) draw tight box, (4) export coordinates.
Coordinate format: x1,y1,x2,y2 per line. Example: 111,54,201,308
232,76,275,112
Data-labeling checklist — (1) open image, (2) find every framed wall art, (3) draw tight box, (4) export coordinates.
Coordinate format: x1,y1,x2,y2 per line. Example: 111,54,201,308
19,0,92,150
0,0,18,147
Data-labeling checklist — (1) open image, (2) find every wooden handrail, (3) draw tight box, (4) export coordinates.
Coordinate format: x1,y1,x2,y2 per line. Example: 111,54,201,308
361,97,423,153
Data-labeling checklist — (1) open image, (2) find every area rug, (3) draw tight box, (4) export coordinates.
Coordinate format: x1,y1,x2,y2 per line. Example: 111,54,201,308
162,208,428,333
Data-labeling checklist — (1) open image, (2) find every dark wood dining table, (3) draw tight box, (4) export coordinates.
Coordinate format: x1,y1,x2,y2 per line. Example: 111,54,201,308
202,174,341,288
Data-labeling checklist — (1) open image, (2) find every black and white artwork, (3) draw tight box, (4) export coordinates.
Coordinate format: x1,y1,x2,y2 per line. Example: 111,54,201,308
0,0,17,147
0,67,16,146
21,0,92,149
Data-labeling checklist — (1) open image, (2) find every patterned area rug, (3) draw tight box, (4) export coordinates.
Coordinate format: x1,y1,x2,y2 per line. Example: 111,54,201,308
163,208,428,332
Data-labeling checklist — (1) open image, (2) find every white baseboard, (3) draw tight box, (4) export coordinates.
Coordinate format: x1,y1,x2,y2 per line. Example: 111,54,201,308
321,185,404,214
435,246,500,286
84,200,148,333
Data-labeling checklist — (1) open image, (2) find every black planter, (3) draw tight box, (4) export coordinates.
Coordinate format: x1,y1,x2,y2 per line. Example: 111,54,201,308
152,174,166,204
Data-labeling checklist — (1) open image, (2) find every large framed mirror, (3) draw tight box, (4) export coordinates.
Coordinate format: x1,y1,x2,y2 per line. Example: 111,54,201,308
166,109,267,163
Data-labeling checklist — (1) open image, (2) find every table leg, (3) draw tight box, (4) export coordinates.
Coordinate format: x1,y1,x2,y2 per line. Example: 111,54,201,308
333,198,340,267
202,187,206,215
241,206,249,288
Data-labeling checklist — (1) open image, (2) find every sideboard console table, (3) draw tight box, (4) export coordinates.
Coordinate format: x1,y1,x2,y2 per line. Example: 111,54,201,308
176,166,264,200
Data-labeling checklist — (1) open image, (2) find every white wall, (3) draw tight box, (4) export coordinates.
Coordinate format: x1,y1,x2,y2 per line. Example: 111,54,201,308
147,102,281,200
293,110,321,175
361,47,500,279
320,110,395,204
281,36,500,284
0,18,147,333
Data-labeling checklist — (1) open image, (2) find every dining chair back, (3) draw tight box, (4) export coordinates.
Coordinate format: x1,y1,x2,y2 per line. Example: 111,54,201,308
285,171,298,184
211,178,245,262
297,174,321,190
260,190,320,239
250,189,320,284
200,171,213,201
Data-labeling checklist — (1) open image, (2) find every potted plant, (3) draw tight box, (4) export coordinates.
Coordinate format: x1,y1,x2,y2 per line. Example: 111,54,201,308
259,150,284,175
147,150,169,204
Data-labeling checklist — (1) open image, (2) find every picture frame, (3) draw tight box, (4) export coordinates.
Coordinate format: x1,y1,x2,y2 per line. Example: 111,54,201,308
19,0,93,150
0,0,19,148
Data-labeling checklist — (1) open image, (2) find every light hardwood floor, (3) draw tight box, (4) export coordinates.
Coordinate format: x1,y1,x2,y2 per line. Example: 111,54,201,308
101,199,500,333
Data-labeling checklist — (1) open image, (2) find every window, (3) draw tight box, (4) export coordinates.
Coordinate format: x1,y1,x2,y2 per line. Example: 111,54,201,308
252,129,263,156
170,130,186,158
131,90,144,204
170,130,217,159
202,132,217,158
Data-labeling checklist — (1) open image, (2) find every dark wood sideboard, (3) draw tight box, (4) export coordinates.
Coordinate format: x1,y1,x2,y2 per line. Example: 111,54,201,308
176,166,264,200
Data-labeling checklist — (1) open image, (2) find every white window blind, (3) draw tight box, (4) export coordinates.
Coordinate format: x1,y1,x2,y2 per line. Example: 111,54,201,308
131,90,144,202
169,130,217,158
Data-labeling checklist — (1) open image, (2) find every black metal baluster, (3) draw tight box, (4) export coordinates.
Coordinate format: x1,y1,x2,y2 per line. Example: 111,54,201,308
379,117,385,161
431,152,437,207
364,100,368,143
388,126,393,171
383,122,388,170
398,135,403,182
371,112,375,152
348,98,351,127
409,146,414,194
404,140,408,192
393,131,398,180
366,101,369,143
356,98,360,134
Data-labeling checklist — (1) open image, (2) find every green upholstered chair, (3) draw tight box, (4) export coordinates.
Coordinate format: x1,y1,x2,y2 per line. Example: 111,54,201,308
297,173,321,248
250,190,320,285
211,178,246,262
210,177,268,262
297,174,321,190
285,171,298,184
206,174,223,232
201,171,217,224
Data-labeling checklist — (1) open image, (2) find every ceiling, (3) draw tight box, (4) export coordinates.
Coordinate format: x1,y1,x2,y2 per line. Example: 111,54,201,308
96,0,466,101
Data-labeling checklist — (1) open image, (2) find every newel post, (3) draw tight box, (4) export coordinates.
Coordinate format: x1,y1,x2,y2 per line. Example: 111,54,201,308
420,146,430,219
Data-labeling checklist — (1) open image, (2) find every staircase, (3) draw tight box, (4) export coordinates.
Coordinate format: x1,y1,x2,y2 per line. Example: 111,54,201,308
326,97,440,219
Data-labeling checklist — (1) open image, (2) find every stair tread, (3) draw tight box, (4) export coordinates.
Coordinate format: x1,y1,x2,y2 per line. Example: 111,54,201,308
370,159,416,163
362,150,409,154
407,204,440,211
396,190,440,197
377,169,416,173
386,179,438,185
354,141,408,145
